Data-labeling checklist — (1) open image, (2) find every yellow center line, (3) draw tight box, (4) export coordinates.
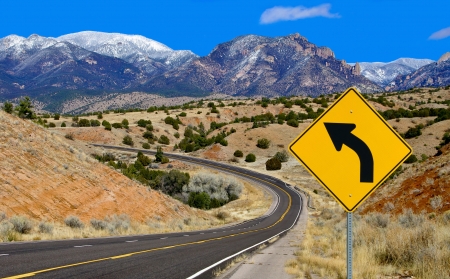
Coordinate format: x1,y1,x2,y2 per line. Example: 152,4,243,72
3,152,294,279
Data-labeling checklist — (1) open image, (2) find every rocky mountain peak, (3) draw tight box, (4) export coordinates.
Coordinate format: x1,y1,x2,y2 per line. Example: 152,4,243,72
438,52,450,64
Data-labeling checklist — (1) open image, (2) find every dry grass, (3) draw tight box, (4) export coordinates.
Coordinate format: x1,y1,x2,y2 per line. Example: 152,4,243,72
287,196,450,279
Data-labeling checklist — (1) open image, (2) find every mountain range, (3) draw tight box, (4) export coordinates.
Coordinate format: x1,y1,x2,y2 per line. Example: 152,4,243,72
0,31,448,112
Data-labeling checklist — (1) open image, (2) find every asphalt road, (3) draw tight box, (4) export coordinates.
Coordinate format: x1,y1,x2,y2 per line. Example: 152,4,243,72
0,145,303,279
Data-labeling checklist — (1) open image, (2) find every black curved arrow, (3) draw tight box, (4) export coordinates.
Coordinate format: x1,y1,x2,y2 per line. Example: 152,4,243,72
324,123,374,183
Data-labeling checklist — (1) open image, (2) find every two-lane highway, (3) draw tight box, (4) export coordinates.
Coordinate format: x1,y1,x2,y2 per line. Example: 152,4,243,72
0,145,303,279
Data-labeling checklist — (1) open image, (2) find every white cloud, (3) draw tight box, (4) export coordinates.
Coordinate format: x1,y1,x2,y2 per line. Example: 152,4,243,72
260,3,340,24
429,27,450,40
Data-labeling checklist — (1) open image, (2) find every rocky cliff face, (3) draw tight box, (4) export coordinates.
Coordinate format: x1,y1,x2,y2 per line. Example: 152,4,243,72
388,53,450,91
143,33,382,96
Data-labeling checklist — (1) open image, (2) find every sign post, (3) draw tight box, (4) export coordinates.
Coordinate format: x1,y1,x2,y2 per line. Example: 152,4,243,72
347,212,352,279
288,87,412,278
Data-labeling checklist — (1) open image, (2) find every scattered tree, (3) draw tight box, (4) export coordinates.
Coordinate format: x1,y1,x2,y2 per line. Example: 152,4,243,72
16,96,35,119
2,101,13,114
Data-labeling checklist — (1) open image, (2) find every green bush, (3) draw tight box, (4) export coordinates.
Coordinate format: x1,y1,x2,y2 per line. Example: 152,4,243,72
266,157,281,170
78,119,91,127
2,101,13,114
122,119,129,129
404,154,418,164
142,143,150,149
137,119,152,127
179,112,187,117
90,119,101,127
49,122,56,128
188,192,211,209
123,135,134,146
287,119,299,127
404,126,422,139
159,170,190,196
245,153,256,162
54,113,60,120
174,132,180,139
61,122,66,127
158,135,170,145
257,138,271,149
97,113,103,119
161,156,170,164
155,146,164,162
234,150,244,157
112,122,123,129
274,150,289,162
146,124,154,131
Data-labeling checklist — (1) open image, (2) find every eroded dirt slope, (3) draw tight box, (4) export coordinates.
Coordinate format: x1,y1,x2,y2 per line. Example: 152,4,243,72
0,111,203,223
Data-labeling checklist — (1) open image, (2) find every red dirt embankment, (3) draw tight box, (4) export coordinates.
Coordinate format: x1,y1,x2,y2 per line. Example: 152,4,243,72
0,111,203,223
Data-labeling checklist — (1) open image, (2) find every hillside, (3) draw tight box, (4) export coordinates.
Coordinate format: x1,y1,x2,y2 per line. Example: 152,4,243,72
0,110,200,224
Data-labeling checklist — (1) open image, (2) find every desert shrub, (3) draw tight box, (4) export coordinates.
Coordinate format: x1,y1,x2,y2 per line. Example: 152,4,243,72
137,152,152,166
234,150,244,157
442,210,450,225
159,169,190,196
105,214,130,233
404,154,418,164
90,219,107,230
49,122,56,128
404,126,422,139
122,119,129,129
123,135,134,146
142,143,150,149
287,119,299,127
215,211,230,220
2,101,13,113
257,138,271,149
64,216,84,228
97,113,103,119
65,133,74,140
78,119,90,127
112,123,123,129
90,119,101,127
158,135,170,145
398,209,424,228
155,146,164,162
183,172,243,205
38,221,54,234
54,113,60,120
174,132,180,139
266,157,281,170
137,119,152,127
188,192,211,209
365,213,390,228
61,122,66,127
10,215,33,234
143,131,156,140
104,123,111,131
274,150,289,162
179,112,187,117
146,124,154,131
0,212,6,222
72,116,79,122
161,156,170,164
245,153,256,162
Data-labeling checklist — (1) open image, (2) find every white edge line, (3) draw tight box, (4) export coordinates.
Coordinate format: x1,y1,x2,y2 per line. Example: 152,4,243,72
186,190,303,279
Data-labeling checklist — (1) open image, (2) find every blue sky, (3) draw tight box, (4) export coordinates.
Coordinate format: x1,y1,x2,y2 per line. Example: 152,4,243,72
0,0,448,62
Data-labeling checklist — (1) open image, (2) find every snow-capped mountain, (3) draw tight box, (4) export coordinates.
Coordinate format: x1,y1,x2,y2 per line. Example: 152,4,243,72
143,33,382,96
388,53,450,91
356,58,434,87
57,31,198,74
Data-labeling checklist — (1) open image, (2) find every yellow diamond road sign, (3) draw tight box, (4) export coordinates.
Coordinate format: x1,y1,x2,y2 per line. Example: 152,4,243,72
289,87,412,212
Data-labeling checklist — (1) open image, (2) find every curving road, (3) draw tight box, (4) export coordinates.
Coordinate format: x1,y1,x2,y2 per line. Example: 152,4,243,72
0,145,303,279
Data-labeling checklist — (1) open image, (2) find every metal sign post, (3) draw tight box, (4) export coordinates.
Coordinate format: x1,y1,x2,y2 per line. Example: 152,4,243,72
347,212,353,279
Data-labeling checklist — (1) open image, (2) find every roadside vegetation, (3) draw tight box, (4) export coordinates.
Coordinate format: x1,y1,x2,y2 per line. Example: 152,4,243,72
286,195,450,279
